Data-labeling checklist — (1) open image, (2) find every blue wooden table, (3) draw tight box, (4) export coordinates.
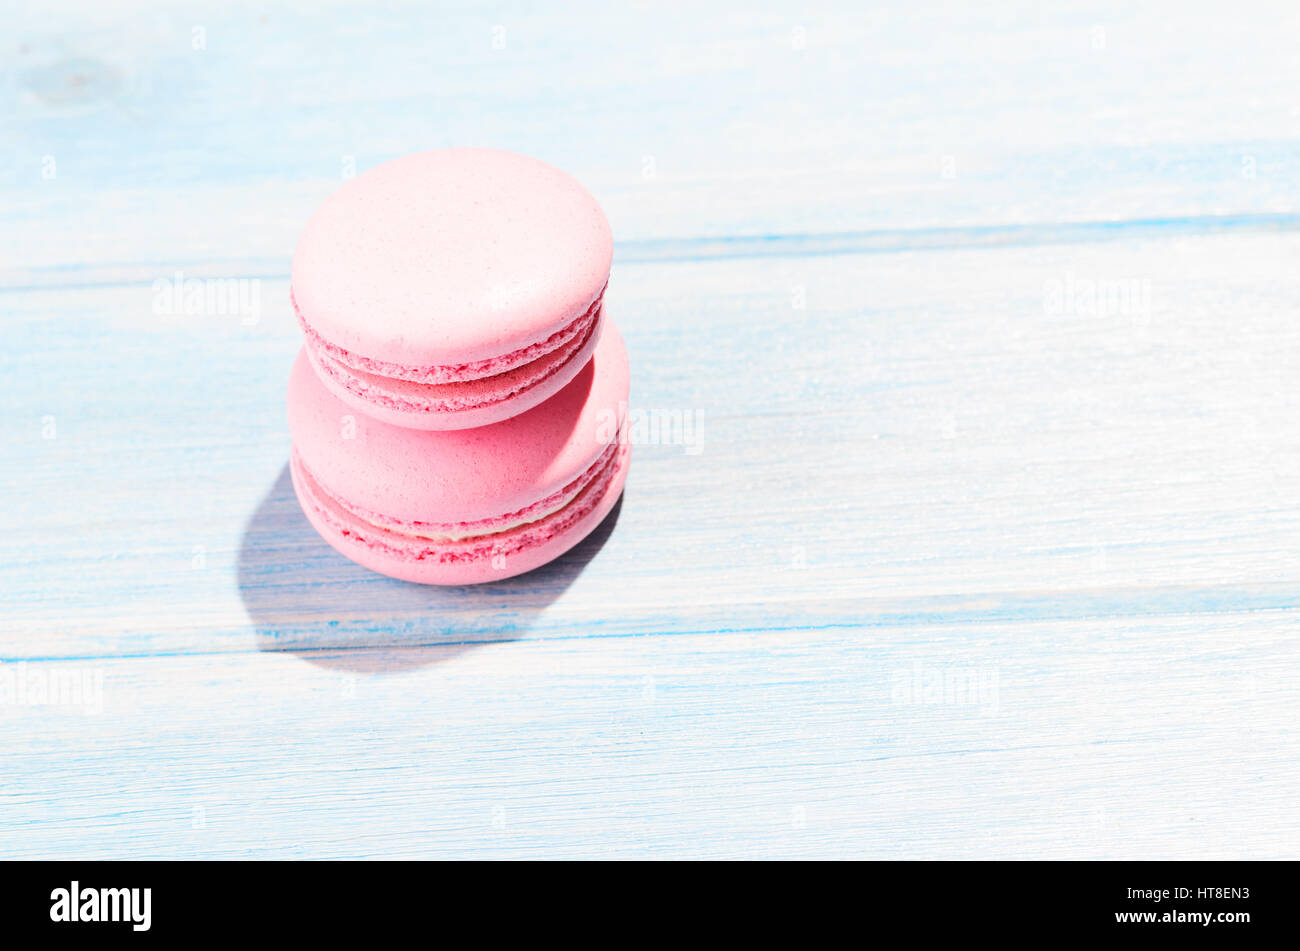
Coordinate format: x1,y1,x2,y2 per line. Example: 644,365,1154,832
3,0,1299,859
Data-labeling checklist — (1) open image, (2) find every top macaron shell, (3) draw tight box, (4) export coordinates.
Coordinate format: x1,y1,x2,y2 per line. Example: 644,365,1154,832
288,320,630,528
291,148,613,369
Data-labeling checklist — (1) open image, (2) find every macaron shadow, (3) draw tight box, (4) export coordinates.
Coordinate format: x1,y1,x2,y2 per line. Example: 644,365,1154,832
237,464,621,673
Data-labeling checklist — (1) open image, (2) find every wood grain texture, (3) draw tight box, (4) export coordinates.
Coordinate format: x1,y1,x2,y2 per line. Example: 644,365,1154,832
2,0,1299,859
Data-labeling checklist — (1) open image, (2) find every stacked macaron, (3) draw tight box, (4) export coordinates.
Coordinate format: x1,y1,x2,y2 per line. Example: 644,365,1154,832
287,149,628,584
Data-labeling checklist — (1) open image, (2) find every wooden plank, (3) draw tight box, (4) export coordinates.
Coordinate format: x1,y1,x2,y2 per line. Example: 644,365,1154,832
5,229,1300,658
1,614,1294,859
6,0,1300,281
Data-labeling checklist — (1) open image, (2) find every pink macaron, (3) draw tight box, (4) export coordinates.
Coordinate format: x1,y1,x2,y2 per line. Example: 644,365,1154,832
290,148,613,431
288,319,630,584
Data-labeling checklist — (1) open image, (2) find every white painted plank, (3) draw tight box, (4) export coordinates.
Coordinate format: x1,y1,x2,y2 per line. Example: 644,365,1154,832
5,0,1300,280
5,230,1300,657
1,615,1294,859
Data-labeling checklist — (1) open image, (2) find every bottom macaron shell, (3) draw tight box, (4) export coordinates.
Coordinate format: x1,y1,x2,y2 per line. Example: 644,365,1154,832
305,308,605,431
290,439,629,585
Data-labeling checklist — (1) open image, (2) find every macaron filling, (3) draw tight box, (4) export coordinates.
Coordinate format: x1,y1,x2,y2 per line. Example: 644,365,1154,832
290,439,626,564
293,285,605,415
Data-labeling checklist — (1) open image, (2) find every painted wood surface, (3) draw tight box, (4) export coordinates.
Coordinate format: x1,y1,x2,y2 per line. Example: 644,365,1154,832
2,0,1298,859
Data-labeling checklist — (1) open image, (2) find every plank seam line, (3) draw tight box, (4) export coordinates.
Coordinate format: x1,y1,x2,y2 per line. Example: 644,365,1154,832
4,211,1300,292
618,211,1300,262
3,601,1297,665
